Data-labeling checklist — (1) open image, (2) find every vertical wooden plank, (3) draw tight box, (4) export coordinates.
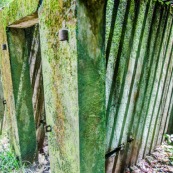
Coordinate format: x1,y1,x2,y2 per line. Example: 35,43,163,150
153,43,173,146
157,64,173,144
106,0,130,155
139,17,173,160
144,8,172,156
27,25,45,151
166,91,173,134
122,0,157,166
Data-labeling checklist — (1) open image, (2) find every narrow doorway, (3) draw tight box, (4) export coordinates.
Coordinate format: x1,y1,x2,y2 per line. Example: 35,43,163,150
7,22,49,170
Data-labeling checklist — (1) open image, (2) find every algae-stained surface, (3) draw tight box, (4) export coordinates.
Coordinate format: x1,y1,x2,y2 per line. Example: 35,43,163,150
7,27,37,161
39,0,106,172
0,0,40,162
105,0,173,172
77,0,106,172
39,0,80,172
1,0,106,172
3,0,173,172
0,0,13,8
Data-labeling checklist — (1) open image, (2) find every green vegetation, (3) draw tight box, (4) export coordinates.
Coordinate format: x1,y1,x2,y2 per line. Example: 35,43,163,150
0,0,13,8
0,148,20,172
0,134,20,173
164,134,173,145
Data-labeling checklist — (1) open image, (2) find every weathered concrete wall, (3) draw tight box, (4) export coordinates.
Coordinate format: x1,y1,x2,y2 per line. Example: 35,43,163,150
0,71,4,134
2,0,172,172
106,0,173,172
0,0,40,161
39,1,80,172
7,27,37,161
77,1,106,172
0,0,106,172
27,24,45,151
39,0,106,172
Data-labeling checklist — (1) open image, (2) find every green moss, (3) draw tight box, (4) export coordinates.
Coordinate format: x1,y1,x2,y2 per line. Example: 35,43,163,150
77,1,106,172
0,0,39,164
39,0,80,172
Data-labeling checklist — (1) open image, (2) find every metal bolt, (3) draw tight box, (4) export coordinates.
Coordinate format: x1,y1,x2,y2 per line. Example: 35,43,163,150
127,135,134,143
58,29,69,41
3,100,6,105
45,125,52,132
2,44,7,50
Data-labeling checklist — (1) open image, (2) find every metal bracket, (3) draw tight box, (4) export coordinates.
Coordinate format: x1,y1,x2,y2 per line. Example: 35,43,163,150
105,143,125,159
45,125,52,132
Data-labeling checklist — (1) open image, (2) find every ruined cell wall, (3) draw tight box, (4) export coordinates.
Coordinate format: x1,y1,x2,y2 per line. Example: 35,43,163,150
1,0,173,172
106,0,173,172
0,0,40,161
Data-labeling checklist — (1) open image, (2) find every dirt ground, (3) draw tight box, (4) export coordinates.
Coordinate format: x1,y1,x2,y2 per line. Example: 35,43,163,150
1,133,173,173
125,143,173,173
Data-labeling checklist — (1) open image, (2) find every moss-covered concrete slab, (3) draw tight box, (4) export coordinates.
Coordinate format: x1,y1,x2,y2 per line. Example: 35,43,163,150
0,0,39,162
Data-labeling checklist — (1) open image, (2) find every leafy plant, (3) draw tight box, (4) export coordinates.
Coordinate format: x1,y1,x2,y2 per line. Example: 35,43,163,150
0,148,20,172
164,134,173,145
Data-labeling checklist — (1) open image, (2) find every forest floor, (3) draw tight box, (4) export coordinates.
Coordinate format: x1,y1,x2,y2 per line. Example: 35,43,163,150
25,136,50,173
1,133,173,172
0,133,50,173
126,142,173,173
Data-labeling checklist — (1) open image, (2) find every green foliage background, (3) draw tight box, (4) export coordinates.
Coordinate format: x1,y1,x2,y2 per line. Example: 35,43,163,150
0,0,13,7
